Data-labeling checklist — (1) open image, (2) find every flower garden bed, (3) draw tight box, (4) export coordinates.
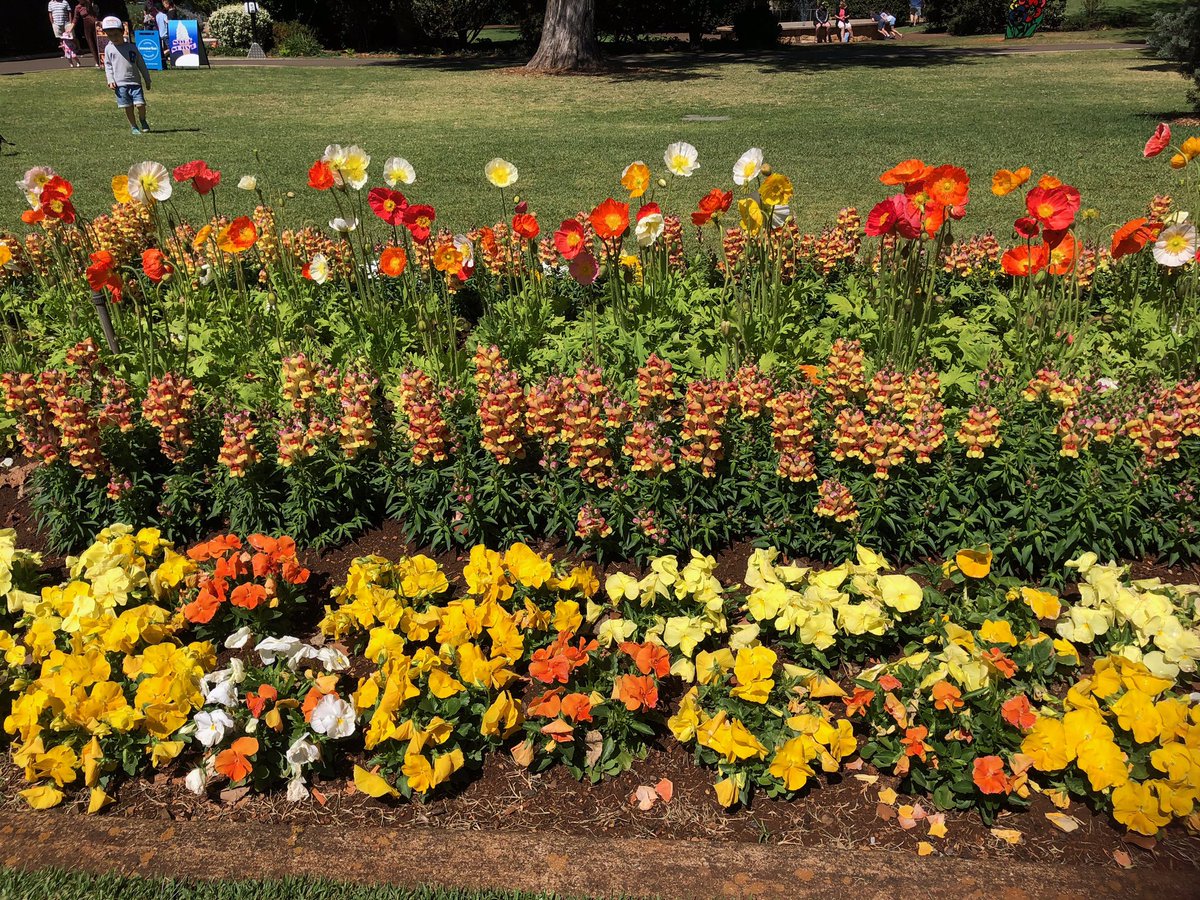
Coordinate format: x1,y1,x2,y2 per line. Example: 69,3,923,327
1,131,1199,889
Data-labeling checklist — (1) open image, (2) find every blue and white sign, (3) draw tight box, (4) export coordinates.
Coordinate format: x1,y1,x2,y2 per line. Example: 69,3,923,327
134,29,163,71
168,19,201,68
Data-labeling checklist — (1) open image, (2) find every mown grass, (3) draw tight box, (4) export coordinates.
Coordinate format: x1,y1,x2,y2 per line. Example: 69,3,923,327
0,40,1186,235
0,868,561,900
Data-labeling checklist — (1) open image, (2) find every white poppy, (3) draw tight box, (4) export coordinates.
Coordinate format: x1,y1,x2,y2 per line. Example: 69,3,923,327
309,694,356,739
237,175,258,191
383,157,415,186
193,709,233,748
635,212,665,247
307,253,330,285
329,217,358,233
1153,223,1197,267
732,148,764,186
453,233,475,270
664,141,699,177
127,161,172,203
484,157,518,189
18,166,57,201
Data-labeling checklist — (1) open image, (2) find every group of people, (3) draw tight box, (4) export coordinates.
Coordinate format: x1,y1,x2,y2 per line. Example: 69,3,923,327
810,4,908,43
47,0,179,68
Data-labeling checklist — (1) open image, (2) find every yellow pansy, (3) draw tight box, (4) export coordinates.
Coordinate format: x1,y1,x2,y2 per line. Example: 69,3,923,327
978,619,1018,646
1021,717,1072,771
1075,739,1129,792
1109,689,1162,743
20,784,64,809
668,688,701,742
713,773,745,808
1111,780,1171,835
877,574,923,613
481,691,523,739
427,668,465,699
551,600,582,635
768,737,816,791
1020,587,1061,620
955,548,992,578
730,646,776,703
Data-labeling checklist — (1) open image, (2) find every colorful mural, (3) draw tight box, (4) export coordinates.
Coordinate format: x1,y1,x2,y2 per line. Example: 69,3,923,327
1006,0,1048,38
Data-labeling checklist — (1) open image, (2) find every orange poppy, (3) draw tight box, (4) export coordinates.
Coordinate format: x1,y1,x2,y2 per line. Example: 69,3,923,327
379,246,408,277
1000,244,1049,277
560,692,593,723
991,167,1031,197
217,217,258,254
923,165,969,209
1000,694,1035,731
1036,174,1062,189
214,736,258,783
972,755,1010,795
900,725,929,761
308,160,335,191
931,681,963,711
1025,186,1079,231
589,198,629,242
142,248,171,283
432,244,463,275
1110,217,1162,259
613,674,658,711
618,641,670,678
880,158,929,186
620,161,651,198
511,213,539,241
1045,232,1078,276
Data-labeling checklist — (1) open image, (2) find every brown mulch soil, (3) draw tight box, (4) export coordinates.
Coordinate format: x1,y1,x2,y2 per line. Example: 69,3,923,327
0,472,1198,876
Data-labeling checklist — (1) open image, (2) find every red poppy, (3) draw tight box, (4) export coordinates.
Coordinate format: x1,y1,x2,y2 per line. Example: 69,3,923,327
568,251,598,285
924,164,969,209
368,187,408,226
880,158,930,186
589,197,629,242
192,165,221,195
692,188,733,226
142,248,171,282
173,160,205,182
403,204,436,243
1025,185,1080,231
635,202,661,223
1001,244,1049,277
1000,694,1036,731
308,160,335,191
554,219,586,259
214,736,258,783
39,186,76,224
1110,217,1163,258
1045,232,1078,276
1013,216,1039,239
865,194,921,239
972,756,1010,795
511,212,540,240
379,246,407,276
1144,122,1171,159
85,250,122,302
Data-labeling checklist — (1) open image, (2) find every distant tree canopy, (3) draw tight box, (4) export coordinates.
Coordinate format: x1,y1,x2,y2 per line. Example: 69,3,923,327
1149,0,1200,112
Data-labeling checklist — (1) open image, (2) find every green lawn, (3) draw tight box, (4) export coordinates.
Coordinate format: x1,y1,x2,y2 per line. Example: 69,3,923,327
0,40,1188,236
0,868,559,900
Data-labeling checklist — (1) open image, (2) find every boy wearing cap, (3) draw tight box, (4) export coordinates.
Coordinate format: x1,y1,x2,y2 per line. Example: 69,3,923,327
101,15,152,135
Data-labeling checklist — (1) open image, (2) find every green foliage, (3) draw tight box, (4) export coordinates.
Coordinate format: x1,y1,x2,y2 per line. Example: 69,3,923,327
272,20,324,57
1148,0,1200,112
409,0,505,48
206,3,275,49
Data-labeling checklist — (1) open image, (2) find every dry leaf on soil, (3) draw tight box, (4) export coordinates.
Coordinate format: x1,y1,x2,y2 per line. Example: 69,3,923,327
1044,812,1080,833
853,774,879,785
584,730,603,768
876,802,897,821
926,813,947,839
917,841,934,856
511,740,535,768
632,785,658,811
1113,849,1133,869
990,828,1023,845
654,778,673,803
878,787,898,805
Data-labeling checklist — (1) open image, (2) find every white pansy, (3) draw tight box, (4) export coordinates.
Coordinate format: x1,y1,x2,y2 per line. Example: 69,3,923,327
383,157,415,186
224,626,254,649
315,646,350,672
286,734,321,768
256,635,302,665
732,148,764,186
286,776,310,803
309,694,356,739
184,767,208,795
193,709,233,748
663,141,699,177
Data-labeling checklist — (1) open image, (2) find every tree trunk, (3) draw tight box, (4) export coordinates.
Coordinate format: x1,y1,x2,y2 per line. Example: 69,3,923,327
525,0,602,72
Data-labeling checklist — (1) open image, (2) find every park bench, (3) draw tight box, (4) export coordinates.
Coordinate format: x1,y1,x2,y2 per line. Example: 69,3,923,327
715,19,887,41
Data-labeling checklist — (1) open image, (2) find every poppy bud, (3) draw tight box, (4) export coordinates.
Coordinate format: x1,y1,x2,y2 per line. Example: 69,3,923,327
657,178,667,188
761,163,773,175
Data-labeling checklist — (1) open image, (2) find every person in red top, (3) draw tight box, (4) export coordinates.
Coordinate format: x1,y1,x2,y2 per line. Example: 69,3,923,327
73,0,101,68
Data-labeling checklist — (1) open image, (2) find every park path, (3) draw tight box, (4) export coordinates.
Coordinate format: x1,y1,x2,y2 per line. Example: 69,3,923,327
0,40,1146,77
0,810,1192,899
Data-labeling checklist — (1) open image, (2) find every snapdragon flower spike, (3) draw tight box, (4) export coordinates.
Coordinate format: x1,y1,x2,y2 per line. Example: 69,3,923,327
336,369,378,459
955,403,1004,459
768,389,817,482
524,376,567,445
142,373,196,464
824,338,867,407
635,353,676,415
734,363,774,420
622,421,676,474
574,504,612,540
218,410,261,478
474,347,526,465
815,478,858,522
561,366,614,486
394,368,451,466
679,379,735,478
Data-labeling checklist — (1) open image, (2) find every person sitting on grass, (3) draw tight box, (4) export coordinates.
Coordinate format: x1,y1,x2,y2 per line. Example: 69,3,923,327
101,15,152,134
836,4,853,42
814,5,831,43
872,9,902,38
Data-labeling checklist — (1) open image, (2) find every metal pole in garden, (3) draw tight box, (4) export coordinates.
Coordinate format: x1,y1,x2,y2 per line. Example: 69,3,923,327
90,290,119,353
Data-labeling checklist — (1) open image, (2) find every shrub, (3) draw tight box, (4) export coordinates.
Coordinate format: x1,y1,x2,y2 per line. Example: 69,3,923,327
732,1,780,47
205,3,274,49
272,19,323,56
1148,0,1200,113
409,0,503,48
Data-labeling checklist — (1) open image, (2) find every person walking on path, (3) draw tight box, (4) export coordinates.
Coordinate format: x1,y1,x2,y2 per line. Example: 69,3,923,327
73,0,101,67
101,15,153,135
60,21,82,67
48,0,73,61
